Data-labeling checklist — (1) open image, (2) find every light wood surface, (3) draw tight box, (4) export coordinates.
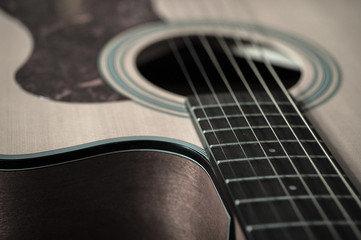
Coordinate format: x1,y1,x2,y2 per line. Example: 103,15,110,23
1,0,360,190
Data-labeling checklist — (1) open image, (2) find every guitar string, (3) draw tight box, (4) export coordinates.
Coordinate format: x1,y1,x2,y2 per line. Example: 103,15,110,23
198,35,317,239
210,0,342,238
168,0,307,238
231,0,361,224
221,0,361,237
186,1,334,239
165,0,358,237
176,0,356,238
215,36,339,239
167,0,290,238
214,0,357,236
167,35,279,238
191,1,323,238
177,1,300,232
234,0,361,210
183,36,296,238
167,5,289,239
167,39,271,230
245,23,361,238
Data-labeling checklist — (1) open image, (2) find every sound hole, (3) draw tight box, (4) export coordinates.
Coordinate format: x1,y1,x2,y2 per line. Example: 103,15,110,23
136,35,301,96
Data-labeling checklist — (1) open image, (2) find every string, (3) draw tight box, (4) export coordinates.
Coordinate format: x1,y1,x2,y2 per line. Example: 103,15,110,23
218,36,341,239
184,36,298,237
213,0,358,237
239,0,361,209
167,0,314,239
192,2,324,238
220,0,361,238
161,0,361,238
167,28,277,239
197,0,341,238
200,36,320,239
172,0,360,238
167,0,290,238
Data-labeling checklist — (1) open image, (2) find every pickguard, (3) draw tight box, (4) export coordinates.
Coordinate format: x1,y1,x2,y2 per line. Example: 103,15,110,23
0,0,158,102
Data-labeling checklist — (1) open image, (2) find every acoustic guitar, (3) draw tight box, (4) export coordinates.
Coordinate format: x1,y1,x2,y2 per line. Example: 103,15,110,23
1,0,361,239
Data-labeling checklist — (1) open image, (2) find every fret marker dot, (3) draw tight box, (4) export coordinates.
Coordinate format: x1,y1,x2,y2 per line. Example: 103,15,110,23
246,226,253,232
289,185,297,191
269,148,276,153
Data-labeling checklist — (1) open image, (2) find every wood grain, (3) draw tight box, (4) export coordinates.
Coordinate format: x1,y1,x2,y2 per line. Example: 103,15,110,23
1,0,360,189
0,151,229,239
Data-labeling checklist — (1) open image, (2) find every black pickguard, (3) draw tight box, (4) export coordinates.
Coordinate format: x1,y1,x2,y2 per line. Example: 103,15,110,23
0,0,159,102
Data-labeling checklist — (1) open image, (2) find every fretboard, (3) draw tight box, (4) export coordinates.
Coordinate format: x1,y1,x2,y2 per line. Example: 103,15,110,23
187,92,361,240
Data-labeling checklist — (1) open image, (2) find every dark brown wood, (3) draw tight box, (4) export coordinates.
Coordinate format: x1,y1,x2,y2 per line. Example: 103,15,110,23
0,151,229,240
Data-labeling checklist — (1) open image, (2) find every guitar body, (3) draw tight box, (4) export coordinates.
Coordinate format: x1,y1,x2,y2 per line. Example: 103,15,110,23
1,0,361,239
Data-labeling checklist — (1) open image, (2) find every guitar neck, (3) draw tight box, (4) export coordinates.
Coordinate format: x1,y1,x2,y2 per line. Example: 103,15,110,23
187,91,361,239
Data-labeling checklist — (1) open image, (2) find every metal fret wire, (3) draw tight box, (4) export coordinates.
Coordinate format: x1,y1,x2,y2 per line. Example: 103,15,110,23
192,101,290,108
222,0,361,238
198,33,317,239
236,194,357,205
210,140,323,148
168,36,274,236
199,112,299,120
167,32,268,230
170,35,290,238
184,35,299,236
227,174,345,184
167,1,291,238
219,155,334,164
168,0,361,238
187,0,321,238
202,125,310,134
169,1,309,239
241,2,361,210
228,36,359,238
176,0,361,238
218,0,357,237
212,22,338,238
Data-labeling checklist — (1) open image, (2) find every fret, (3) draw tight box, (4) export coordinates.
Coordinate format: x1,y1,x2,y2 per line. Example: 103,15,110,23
193,102,297,118
225,174,346,184
198,114,305,130
235,196,311,225
235,194,358,205
227,177,289,200
236,197,361,227
249,225,352,240
202,124,311,134
217,154,334,163
204,126,316,145
209,139,322,148
197,112,299,121
187,91,289,106
236,196,361,232
227,175,352,199
190,101,291,110
245,220,361,232
218,155,339,178
211,140,327,160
